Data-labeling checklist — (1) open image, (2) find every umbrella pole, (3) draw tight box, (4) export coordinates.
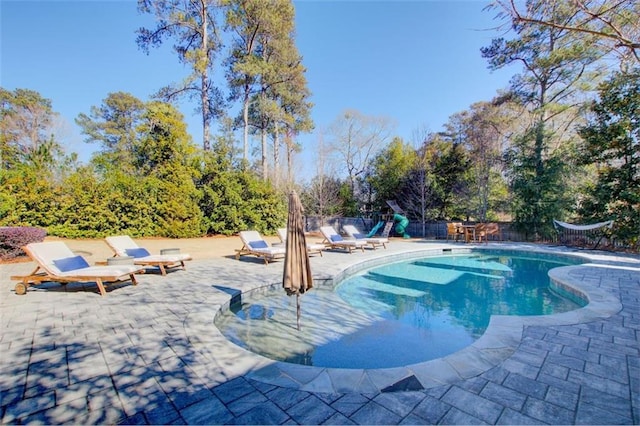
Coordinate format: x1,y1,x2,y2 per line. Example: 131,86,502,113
296,293,301,331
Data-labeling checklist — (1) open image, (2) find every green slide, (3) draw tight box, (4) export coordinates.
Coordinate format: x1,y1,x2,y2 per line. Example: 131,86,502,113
393,213,411,238
367,221,385,238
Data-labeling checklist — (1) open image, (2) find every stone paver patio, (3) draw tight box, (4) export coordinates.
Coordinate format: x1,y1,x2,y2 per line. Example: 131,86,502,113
1,240,638,425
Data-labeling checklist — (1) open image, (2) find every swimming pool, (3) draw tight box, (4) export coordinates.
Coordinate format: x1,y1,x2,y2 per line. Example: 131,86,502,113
214,249,586,369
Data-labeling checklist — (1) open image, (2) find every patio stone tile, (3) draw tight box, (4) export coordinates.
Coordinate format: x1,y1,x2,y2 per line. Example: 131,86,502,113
510,346,547,367
603,322,637,340
521,326,547,340
118,411,148,425
24,369,69,397
578,328,613,342
265,386,311,410
29,345,66,364
496,407,544,425
479,381,527,411
568,369,629,398
575,400,633,425
226,390,268,416
439,407,487,425
479,366,509,385
1,390,55,424
313,391,343,405
350,401,402,425
410,395,451,424
286,394,336,425
110,365,160,391
545,385,579,411
545,352,586,371
0,387,24,408
423,383,450,398
584,359,629,384
523,397,574,424
456,376,488,394
232,400,289,425
54,375,115,405
441,386,503,424
246,377,278,394
589,337,638,357
544,332,590,350
372,391,426,417
539,362,569,380
560,345,600,363
579,385,634,418
503,373,547,400
396,413,426,425
118,381,172,418
166,384,214,411
323,411,357,425
68,362,111,385
613,334,639,348
501,358,540,379
178,395,233,425
22,394,88,425
330,393,371,417
538,374,580,394
75,402,128,425
87,386,124,413
213,377,256,404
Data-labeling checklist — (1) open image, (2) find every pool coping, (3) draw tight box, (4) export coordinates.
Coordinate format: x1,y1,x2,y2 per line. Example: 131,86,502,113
185,245,625,394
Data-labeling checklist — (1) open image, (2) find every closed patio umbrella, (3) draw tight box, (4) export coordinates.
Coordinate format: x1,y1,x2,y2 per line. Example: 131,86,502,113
282,190,313,330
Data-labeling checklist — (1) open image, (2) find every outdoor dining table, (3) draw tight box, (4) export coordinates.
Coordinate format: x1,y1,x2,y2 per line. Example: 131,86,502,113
461,225,477,243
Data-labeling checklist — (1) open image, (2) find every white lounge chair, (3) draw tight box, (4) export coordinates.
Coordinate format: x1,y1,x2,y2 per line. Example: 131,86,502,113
276,228,325,257
13,241,144,296
105,235,192,275
236,230,286,264
343,224,389,249
320,226,366,253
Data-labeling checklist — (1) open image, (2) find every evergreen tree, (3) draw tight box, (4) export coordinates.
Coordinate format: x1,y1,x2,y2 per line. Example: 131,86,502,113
482,0,600,239
137,0,224,151
578,69,640,248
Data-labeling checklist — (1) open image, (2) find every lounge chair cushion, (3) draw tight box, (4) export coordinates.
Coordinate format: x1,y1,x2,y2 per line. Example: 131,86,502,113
354,233,366,239
330,234,343,242
249,240,268,249
125,248,151,258
53,255,90,272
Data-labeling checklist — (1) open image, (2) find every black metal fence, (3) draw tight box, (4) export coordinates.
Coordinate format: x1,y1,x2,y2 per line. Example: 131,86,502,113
304,216,636,251
304,217,519,241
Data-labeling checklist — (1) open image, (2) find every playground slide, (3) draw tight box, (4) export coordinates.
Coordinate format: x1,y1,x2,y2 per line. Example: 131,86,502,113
367,221,385,238
393,213,411,238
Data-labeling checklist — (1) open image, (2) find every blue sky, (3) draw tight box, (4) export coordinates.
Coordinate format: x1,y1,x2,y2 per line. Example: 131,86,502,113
1,0,516,179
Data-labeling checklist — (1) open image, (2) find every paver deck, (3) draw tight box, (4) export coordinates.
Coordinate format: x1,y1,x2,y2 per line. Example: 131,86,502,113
1,241,638,425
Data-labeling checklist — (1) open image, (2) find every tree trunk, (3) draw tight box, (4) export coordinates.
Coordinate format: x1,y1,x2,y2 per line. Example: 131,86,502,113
261,126,268,181
243,89,249,162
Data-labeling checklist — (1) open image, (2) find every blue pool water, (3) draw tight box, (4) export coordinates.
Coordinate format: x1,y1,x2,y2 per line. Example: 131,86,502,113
215,250,586,369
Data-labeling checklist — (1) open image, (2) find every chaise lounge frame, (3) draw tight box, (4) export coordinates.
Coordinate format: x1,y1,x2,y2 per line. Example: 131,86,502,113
235,231,286,265
276,228,324,257
12,242,144,296
320,226,367,253
105,236,192,276
342,225,388,250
